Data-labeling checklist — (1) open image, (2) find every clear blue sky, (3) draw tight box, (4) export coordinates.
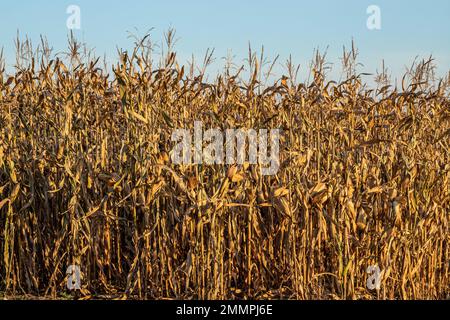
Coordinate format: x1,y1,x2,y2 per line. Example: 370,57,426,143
1,0,449,82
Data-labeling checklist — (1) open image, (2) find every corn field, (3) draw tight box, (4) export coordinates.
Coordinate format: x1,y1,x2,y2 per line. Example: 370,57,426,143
0,34,449,299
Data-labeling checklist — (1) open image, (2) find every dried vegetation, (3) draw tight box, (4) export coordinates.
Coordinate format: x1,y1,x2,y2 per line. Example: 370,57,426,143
0,33,449,299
